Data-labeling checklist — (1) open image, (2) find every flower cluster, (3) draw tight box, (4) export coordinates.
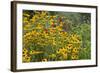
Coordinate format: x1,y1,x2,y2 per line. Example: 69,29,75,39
22,48,31,62
22,11,89,62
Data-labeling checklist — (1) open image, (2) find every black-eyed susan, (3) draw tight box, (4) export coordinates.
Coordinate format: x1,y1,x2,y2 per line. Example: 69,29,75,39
62,53,68,59
23,48,28,55
67,44,73,49
23,56,31,62
56,49,60,54
72,47,79,54
61,48,67,53
71,55,78,60
66,44,73,53
56,48,67,56
23,53,28,58
42,58,48,62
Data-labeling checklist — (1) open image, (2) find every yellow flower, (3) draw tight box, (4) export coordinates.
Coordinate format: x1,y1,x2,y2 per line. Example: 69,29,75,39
56,49,60,54
62,48,67,53
36,23,43,29
59,31,68,38
67,48,72,53
67,44,73,49
23,56,31,62
41,11,47,16
23,48,28,55
71,55,78,60
42,58,48,62
56,48,68,60
23,54,27,58
76,39,81,43
71,34,81,43
66,44,73,53
24,32,31,37
49,28,56,33
57,48,67,55
31,15,39,23
44,32,49,38
62,53,68,59
31,30,37,35
72,47,79,53
56,26,62,31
